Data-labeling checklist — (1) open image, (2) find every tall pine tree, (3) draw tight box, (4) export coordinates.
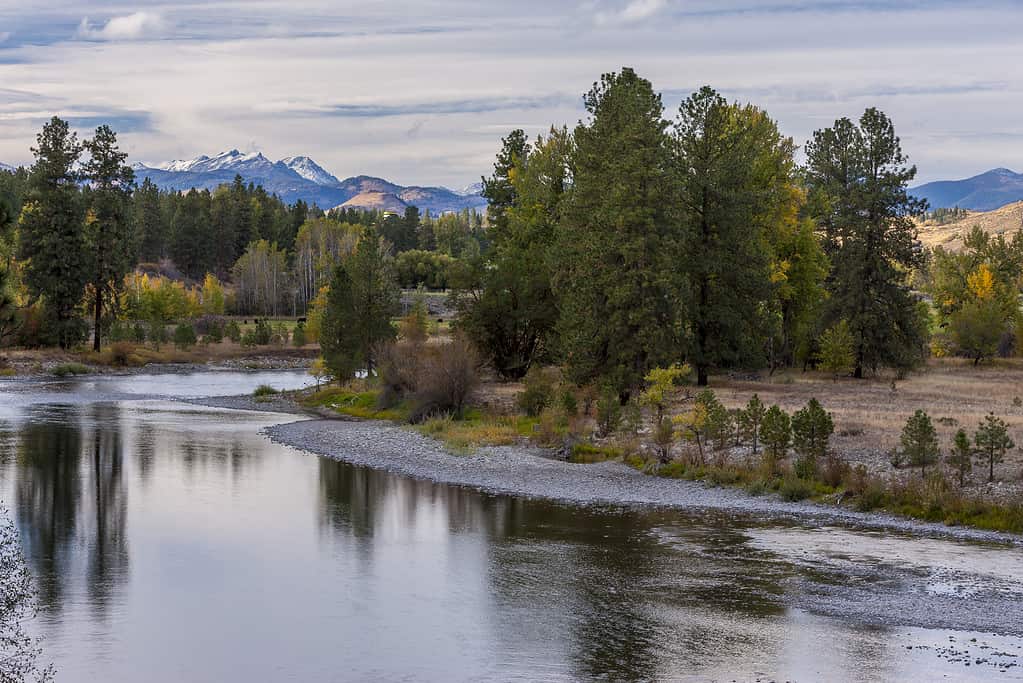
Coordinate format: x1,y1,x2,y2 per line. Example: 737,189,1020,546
806,109,927,377
82,125,135,350
19,117,88,348
554,68,678,400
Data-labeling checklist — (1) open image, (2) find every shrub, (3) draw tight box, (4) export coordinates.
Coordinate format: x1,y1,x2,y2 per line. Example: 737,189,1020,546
52,362,90,377
173,323,197,350
410,336,480,421
241,329,258,348
131,321,147,344
517,368,554,417
595,386,622,438
780,476,814,501
108,341,135,367
559,389,578,416
376,340,421,409
194,314,226,337
292,322,307,348
253,319,273,345
948,429,973,488
817,320,855,377
148,320,169,349
253,384,278,398
107,320,132,343
225,320,242,343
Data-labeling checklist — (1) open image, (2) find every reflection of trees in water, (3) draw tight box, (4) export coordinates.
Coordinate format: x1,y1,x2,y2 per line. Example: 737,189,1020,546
15,404,131,617
84,403,129,617
15,405,83,611
134,422,157,484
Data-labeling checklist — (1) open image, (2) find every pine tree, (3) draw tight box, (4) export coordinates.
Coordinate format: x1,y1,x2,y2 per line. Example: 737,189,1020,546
805,109,927,377
817,320,855,377
974,413,1014,482
760,405,791,468
320,231,400,382
481,129,528,241
792,398,834,477
18,117,88,348
948,429,973,488
674,87,797,385
82,125,135,351
739,394,767,454
133,178,166,262
171,190,213,278
554,68,677,400
899,409,939,478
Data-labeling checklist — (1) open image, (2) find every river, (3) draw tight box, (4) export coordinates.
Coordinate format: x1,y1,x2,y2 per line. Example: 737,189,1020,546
0,370,1020,681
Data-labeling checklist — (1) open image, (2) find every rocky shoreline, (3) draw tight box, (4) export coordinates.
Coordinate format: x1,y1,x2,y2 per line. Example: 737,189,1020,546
197,395,1023,547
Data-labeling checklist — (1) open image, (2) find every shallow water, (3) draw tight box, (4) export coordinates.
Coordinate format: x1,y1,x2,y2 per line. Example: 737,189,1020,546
0,371,1020,681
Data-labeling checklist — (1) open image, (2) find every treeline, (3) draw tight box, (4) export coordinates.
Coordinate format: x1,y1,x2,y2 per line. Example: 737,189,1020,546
0,116,485,350
451,69,928,397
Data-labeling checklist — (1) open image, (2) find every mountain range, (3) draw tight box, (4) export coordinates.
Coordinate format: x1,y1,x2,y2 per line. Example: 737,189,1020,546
131,150,487,215
911,168,1023,212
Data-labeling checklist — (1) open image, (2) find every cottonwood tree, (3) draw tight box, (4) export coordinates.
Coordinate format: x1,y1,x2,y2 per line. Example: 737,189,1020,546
974,413,1014,483
82,125,135,351
805,108,927,377
554,68,678,399
674,87,798,386
18,117,88,348
456,129,569,379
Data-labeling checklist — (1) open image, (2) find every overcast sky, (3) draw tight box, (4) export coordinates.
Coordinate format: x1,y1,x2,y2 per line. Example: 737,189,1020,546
0,0,1020,187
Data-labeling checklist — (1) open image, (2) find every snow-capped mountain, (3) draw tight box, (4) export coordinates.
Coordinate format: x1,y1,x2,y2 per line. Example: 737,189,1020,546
0,162,16,172
133,150,487,214
280,156,341,187
457,182,484,196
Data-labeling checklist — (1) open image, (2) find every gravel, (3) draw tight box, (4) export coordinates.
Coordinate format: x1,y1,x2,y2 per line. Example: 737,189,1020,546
265,416,1023,547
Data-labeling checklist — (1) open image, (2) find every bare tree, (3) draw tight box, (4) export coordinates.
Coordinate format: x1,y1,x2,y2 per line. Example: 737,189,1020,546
0,505,53,682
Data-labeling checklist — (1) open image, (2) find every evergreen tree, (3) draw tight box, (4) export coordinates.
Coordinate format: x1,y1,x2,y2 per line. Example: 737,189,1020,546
805,108,927,377
82,125,135,350
948,429,973,488
899,409,939,478
817,320,855,377
0,194,16,344
760,405,791,467
554,68,677,400
133,178,166,262
791,398,833,476
18,117,88,348
739,394,767,454
320,231,400,381
481,129,528,241
974,413,1014,482
171,190,213,278
674,87,797,385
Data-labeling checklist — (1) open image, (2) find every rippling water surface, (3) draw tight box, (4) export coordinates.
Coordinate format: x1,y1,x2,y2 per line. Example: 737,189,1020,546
0,371,1020,681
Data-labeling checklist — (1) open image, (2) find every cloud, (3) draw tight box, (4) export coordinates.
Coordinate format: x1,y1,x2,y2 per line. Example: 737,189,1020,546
594,0,668,25
75,11,168,41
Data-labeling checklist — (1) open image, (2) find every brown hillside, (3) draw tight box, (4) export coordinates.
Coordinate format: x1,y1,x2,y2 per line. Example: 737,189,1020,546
917,201,1023,250
337,191,407,213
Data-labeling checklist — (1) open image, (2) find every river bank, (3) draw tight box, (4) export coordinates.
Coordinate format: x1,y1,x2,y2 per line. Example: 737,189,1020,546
181,391,1023,548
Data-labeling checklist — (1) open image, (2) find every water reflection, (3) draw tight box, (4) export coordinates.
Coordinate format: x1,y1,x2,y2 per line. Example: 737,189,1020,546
0,372,1018,681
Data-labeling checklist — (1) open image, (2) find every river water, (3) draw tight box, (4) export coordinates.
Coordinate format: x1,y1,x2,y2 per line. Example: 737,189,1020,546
0,371,1021,682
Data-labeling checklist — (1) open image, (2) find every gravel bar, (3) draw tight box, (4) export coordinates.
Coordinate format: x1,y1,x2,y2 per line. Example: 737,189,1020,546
265,416,1023,547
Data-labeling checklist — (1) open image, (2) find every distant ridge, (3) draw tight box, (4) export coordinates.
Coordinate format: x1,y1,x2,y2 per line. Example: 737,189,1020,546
911,168,1023,212
132,150,487,215
917,200,1023,250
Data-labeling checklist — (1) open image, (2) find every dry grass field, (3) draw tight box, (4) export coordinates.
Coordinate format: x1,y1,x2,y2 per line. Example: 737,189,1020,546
917,200,1023,250
710,360,1023,497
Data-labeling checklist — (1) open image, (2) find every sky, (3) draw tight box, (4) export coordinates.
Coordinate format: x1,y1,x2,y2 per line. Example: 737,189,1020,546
0,0,1020,188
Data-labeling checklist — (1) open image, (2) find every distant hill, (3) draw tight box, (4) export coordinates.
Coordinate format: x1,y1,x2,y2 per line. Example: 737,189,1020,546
917,200,1023,250
132,150,487,214
911,168,1023,211
0,162,16,172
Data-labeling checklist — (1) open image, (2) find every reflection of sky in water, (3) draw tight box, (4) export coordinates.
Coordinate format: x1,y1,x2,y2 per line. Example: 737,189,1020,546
0,374,1020,681
746,526,1023,598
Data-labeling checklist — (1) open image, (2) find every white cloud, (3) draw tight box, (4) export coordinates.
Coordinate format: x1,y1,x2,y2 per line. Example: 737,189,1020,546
594,0,668,25
76,11,167,41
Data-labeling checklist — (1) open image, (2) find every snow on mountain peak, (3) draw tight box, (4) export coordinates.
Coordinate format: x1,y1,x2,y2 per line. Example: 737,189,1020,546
281,156,341,187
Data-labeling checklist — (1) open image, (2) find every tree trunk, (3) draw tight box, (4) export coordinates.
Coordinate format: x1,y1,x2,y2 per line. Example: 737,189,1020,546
697,366,708,387
93,281,103,352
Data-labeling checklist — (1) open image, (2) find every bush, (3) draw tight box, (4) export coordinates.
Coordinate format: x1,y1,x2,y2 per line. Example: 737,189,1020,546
148,320,169,349
292,322,307,348
241,329,258,348
559,389,578,416
108,341,135,367
225,320,242,343
792,398,833,478
376,340,421,409
173,323,197,350
107,320,132,343
780,477,814,501
131,321,147,344
517,368,554,417
253,319,273,345
194,314,226,337
253,384,278,398
52,362,91,377
410,336,480,421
